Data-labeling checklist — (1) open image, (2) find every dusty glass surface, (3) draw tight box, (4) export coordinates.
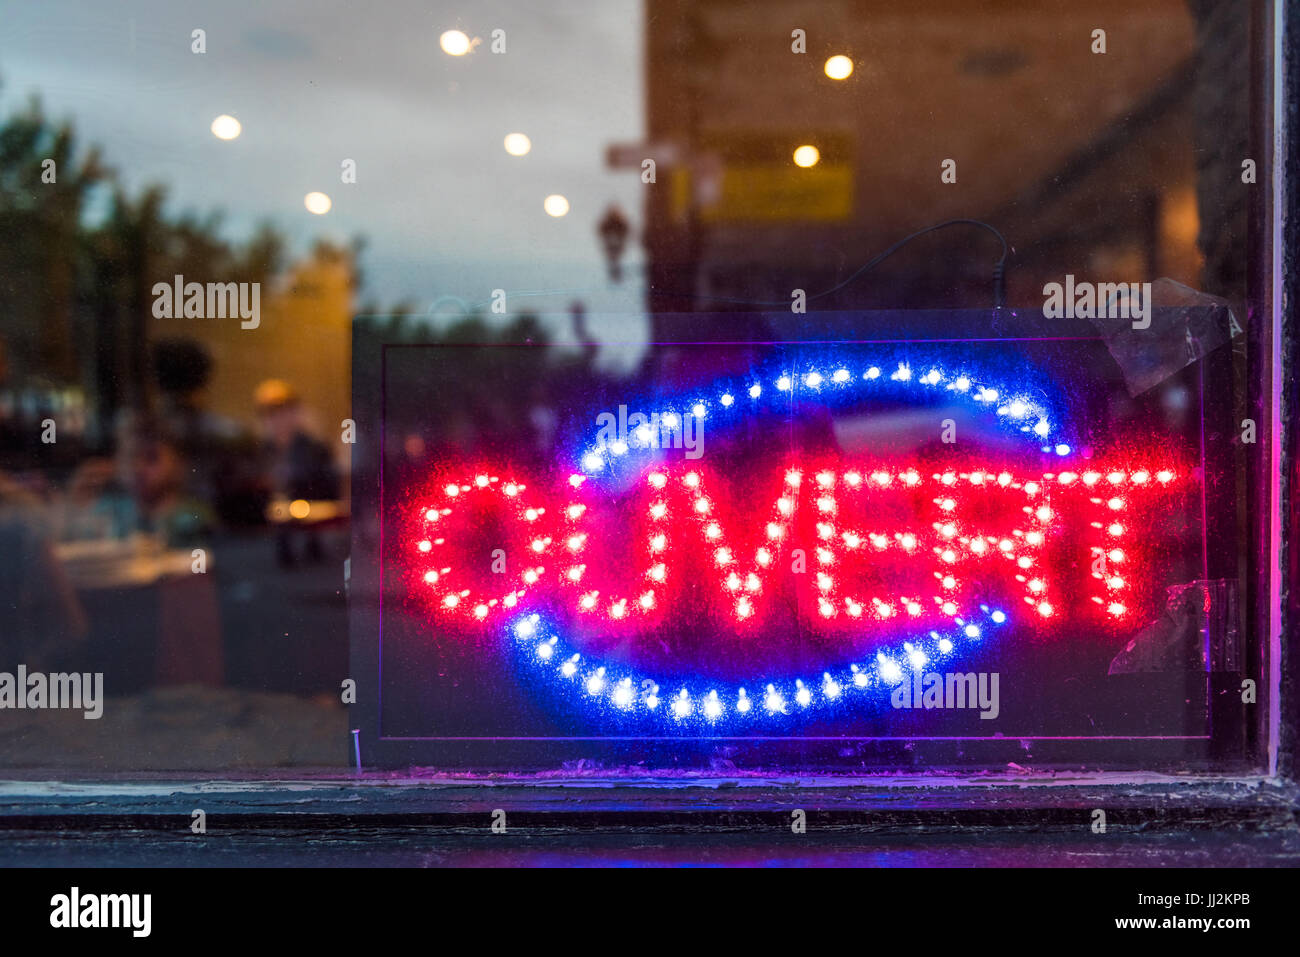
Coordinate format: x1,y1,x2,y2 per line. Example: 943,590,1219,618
0,0,1279,774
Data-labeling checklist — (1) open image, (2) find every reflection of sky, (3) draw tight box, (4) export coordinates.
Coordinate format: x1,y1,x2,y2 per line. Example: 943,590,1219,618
0,0,647,360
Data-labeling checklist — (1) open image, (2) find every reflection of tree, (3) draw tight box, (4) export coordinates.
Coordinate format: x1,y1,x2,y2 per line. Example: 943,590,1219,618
0,92,298,453
84,188,286,423
357,309,612,471
0,93,105,385
1,89,615,474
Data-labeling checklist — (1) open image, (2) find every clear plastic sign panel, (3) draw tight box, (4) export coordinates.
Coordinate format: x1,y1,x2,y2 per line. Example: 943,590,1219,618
357,307,1257,770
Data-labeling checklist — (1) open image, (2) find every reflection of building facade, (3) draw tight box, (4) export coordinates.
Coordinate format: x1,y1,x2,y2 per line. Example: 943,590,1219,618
150,250,354,440
640,0,1251,333
0,244,353,472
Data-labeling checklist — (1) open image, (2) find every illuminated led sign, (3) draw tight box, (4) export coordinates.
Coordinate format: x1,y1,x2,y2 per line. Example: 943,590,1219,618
404,356,1187,732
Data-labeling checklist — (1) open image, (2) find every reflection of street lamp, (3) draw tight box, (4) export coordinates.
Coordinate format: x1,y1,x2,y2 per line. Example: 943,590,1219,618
210,115,241,140
793,145,820,168
598,204,630,282
824,55,853,80
503,132,531,156
439,30,471,55
304,191,332,214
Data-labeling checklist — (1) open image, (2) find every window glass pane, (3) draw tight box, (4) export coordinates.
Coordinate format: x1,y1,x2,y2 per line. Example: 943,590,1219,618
0,0,1279,774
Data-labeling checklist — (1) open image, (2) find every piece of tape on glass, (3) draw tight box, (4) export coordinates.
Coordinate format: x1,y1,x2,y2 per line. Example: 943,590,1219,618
1091,278,1243,397
1108,578,1240,674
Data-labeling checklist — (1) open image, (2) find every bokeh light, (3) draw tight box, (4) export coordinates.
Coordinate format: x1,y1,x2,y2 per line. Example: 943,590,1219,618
439,30,471,56
793,145,820,168
210,114,241,140
304,191,332,215
824,55,853,80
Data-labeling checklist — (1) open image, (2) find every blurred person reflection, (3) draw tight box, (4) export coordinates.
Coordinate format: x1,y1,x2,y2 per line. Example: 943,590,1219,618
152,338,266,526
62,411,222,688
66,411,213,548
255,379,340,567
0,335,88,668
